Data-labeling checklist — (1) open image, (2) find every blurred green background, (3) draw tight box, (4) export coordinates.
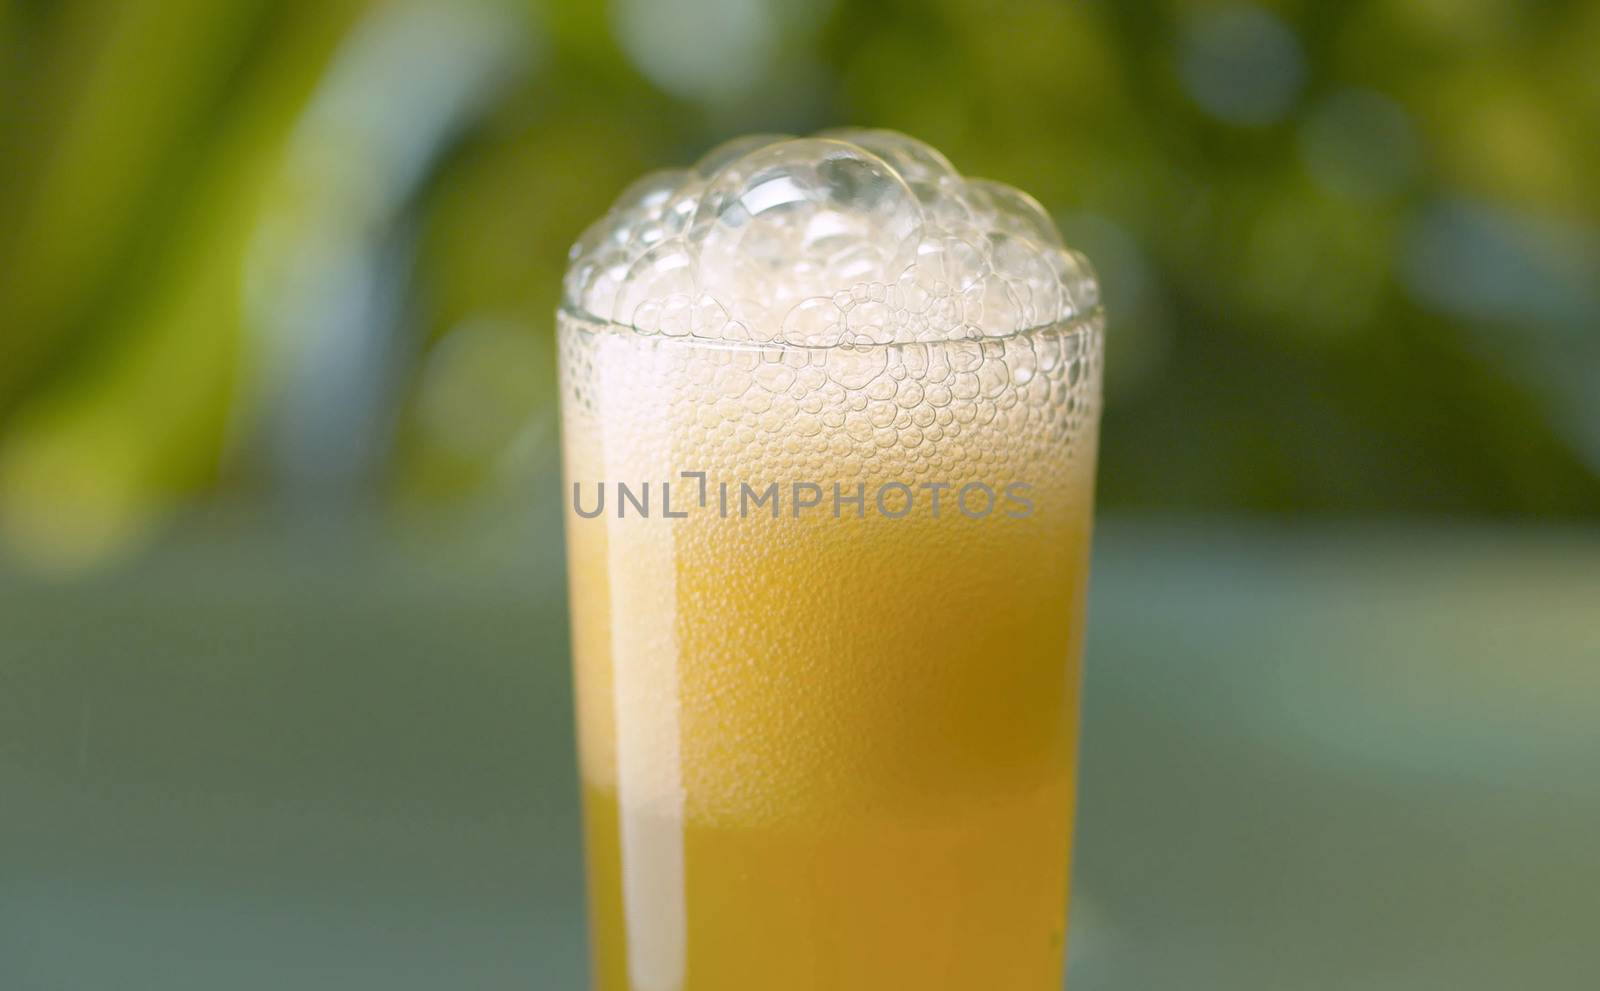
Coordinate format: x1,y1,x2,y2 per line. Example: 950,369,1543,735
1,0,1597,988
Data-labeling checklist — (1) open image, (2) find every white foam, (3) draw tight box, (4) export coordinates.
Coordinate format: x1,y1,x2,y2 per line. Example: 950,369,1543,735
563,130,1100,347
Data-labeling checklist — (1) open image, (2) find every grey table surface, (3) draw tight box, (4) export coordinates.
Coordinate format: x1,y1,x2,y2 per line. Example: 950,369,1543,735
2,511,1596,990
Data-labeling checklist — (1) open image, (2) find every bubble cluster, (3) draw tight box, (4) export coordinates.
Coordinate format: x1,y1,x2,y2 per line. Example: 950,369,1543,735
560,310,1102,488
563,130,1100,347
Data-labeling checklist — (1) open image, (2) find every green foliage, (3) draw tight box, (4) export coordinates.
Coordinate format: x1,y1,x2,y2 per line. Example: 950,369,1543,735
1,0,1596,571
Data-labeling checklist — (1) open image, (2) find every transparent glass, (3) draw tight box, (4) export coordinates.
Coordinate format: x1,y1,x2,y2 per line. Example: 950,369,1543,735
558,308,1102,991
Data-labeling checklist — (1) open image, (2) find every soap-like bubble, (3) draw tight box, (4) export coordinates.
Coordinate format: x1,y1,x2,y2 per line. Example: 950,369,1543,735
614,240,697,328
963,179,1062,248
563,130,1100,344
694,133,794,180
818,127,958,190
989,232,1060,329
1050,248,1101,313
821,127,976,231
690,139,923,315
782,296,846,348
613,168,689,218
564,238,634,322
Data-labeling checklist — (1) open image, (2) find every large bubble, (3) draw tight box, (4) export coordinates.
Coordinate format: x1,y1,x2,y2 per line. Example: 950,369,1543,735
563,130,1100,345
691,139,923,316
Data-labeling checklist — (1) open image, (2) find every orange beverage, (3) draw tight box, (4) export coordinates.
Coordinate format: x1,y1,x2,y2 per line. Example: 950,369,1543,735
559,131,1103,990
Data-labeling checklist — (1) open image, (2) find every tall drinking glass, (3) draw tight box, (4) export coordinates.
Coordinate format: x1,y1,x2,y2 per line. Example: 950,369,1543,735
558,131,1103,991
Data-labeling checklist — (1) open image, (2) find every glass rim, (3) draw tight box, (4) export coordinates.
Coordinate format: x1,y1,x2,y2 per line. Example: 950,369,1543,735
556,303,1104,356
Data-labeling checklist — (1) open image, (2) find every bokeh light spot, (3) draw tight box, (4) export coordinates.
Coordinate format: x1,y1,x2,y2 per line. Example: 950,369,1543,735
417,317,549,462
1180,5,1306,127
1299,89,1421,202
613,0,779,105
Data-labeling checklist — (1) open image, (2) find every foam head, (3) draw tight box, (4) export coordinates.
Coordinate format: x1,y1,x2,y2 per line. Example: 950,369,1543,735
564,130,1099,346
